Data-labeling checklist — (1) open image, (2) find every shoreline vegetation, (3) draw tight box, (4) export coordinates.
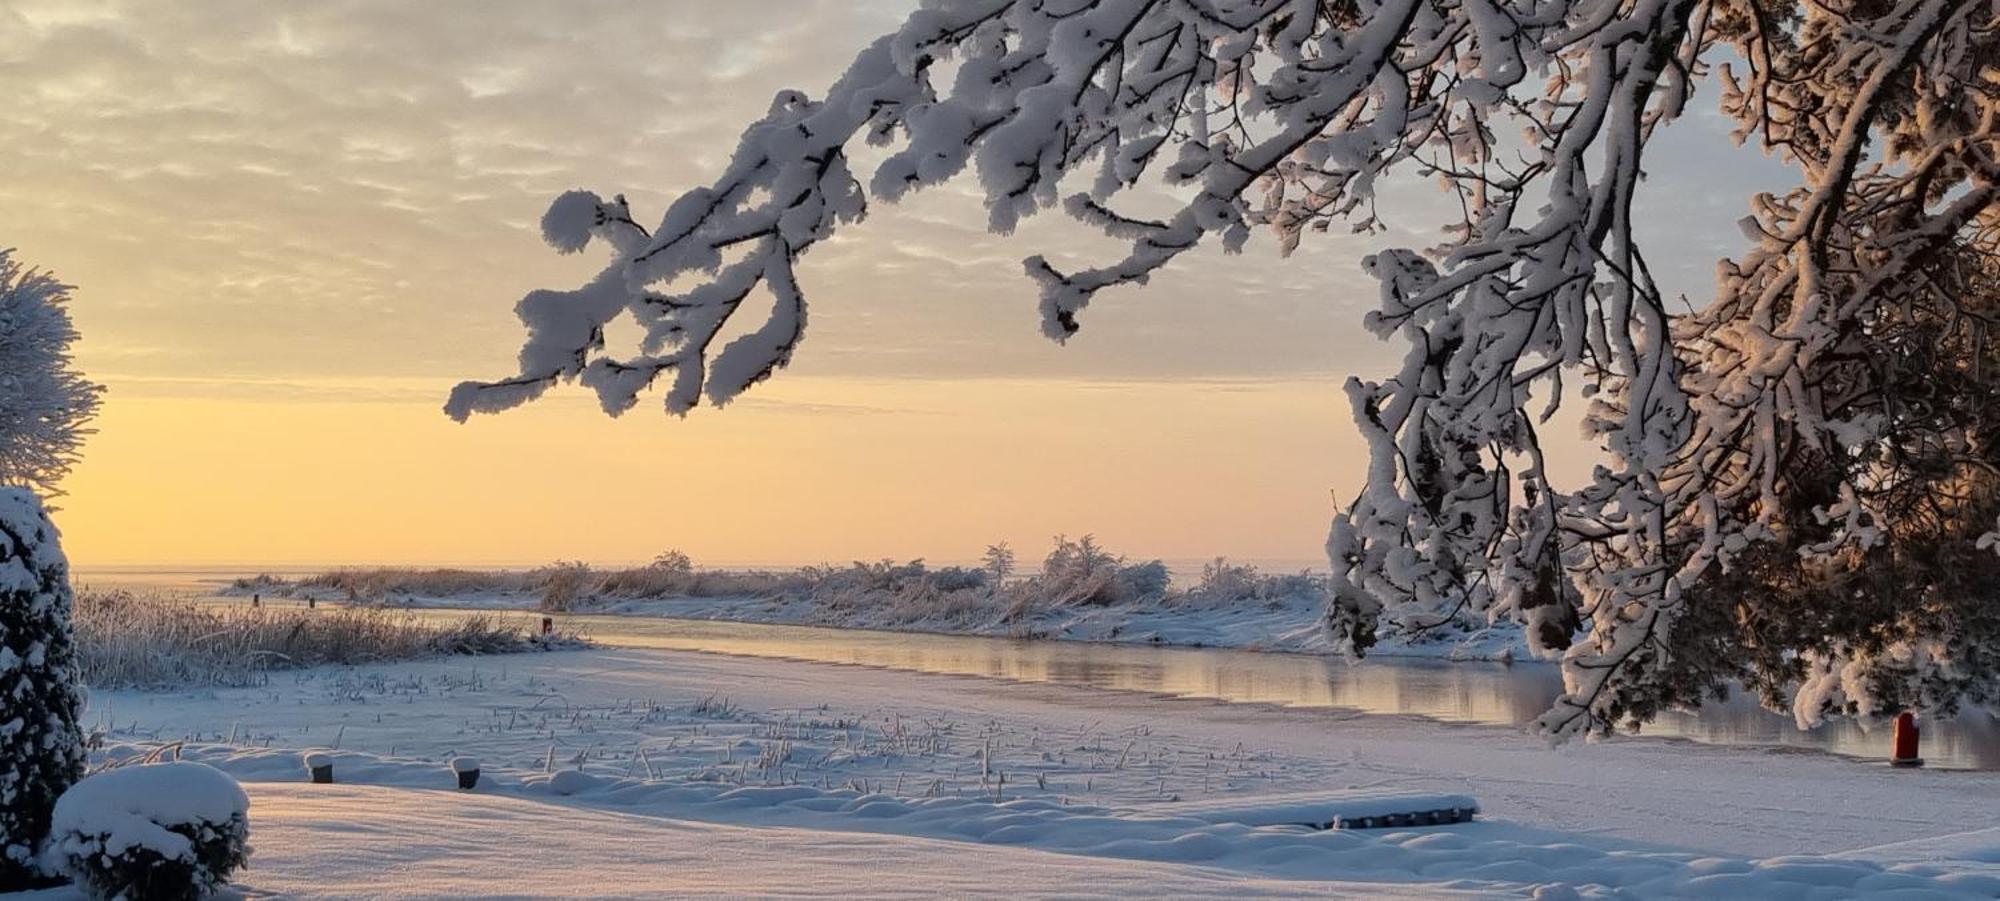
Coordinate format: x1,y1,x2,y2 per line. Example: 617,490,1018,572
74,590,588,689
222,537,1523,660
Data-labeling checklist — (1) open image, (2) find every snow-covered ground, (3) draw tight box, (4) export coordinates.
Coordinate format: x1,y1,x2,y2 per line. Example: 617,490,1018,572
32,645,2000,898
22,782,1487,899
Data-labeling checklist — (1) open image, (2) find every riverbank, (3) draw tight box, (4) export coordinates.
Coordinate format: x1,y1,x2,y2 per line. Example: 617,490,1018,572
222,560,1530,662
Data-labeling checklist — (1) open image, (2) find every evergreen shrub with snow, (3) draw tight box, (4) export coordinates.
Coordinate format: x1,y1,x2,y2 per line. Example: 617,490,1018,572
0,489,84,889
47,762,251,901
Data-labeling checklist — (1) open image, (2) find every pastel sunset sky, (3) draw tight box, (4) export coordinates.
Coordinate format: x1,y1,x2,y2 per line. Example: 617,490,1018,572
2,1,1787,568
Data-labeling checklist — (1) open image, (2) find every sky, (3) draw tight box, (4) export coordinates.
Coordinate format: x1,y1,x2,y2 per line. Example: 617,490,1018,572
0,1,1791,569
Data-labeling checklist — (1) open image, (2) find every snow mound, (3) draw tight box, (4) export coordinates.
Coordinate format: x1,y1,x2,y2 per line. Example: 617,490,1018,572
542,769,603,796
1835,827,2000,868
1174,791,1479,829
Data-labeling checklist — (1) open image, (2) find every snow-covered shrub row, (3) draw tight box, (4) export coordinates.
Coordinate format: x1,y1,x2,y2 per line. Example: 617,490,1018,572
248,561,818,611
239,539,1333,631
1186,558,1324,606
73,591,585,689
46,762,249,901
803,558,990,620
290,567,509,600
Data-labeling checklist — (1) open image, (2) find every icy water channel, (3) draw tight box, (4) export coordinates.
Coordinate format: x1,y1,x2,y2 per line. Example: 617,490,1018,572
93,567,1999,770
433,608,2000,770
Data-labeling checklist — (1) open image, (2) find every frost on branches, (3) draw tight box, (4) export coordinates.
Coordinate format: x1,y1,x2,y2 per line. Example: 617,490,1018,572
453,0,2000,738
0,490,84,889
0,251,102,497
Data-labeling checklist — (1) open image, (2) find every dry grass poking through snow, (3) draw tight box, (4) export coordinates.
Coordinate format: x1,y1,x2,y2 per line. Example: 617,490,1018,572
73,590,586,689
239,537,1336,634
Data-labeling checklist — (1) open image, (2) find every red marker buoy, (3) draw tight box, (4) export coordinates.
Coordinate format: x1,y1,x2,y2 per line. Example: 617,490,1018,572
1891,711,1923,768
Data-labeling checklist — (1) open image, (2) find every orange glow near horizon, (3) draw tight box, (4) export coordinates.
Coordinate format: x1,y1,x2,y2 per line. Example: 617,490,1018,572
4,2,1385,570
55,377,1350,570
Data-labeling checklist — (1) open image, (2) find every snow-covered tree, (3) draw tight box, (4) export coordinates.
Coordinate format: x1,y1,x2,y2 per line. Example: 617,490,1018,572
0,252,101,497
0,251,98,887
982,542,1016,588
453,0,2000,738
0,490,85,889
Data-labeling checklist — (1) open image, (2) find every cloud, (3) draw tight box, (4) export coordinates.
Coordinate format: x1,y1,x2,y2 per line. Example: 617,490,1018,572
0,2,908,387
0,1,1799,406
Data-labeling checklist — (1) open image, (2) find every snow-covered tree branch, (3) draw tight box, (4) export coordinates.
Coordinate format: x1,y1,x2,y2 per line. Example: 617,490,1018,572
454,0,2000,739
0,251,102,497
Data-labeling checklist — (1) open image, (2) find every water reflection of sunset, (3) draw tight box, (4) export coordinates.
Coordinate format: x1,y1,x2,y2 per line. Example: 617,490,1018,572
376,609,2000,770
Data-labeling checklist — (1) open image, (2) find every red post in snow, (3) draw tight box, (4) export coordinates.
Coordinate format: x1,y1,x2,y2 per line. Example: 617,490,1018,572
1890,711,1923,768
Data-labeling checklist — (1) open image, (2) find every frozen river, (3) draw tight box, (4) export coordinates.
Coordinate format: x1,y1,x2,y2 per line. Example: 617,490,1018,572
82,566,2000,769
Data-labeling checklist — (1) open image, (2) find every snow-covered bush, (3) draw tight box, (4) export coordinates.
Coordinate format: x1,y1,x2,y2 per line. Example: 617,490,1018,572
46,762,250,901
1185,559,1328,608
807,559,948,594
0,489,84,890
807,559,991,621
1028,536,1168,607
528,560,593,611
649,549,694,577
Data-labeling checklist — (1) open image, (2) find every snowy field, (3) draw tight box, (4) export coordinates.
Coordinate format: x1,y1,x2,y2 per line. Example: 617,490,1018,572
24,644,2000,898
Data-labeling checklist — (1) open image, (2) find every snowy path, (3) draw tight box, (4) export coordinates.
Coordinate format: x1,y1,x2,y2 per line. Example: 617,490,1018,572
93,646,2000,860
